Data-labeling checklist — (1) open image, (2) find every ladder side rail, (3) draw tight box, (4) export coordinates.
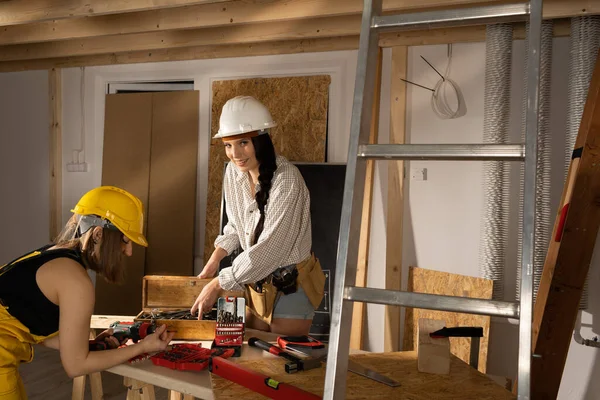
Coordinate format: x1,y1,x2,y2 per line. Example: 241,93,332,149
323,0,383,399
518,0,543,398
372,2,530,32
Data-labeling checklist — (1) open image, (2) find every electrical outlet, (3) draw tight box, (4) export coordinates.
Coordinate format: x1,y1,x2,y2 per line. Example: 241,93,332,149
66,162,89,172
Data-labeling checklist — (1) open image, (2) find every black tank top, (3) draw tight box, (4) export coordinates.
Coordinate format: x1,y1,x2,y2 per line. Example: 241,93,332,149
0,244,86,336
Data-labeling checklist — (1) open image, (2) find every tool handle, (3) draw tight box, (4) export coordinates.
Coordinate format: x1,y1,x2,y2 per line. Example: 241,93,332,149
88,340,109,351
248,337,299,363
430,327,483,338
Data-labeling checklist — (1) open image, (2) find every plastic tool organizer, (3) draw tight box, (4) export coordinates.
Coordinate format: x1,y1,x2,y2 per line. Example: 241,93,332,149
150,343,235,371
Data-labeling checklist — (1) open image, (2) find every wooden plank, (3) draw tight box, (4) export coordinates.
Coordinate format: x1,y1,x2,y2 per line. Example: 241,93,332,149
0,15,363,62
96,93,152,316
349,48,382,351
403,267,493,374
145,91,199,276
384,45,407,353
417,318,450,375
210,351,516,399
529,51,600,399
0,37,359,72
0,20,571,72
48,68,62,241
0,0,228,27
0,0,589,44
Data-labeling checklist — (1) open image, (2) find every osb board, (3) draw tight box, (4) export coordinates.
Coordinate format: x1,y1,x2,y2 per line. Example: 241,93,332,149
142,275,243,309
204,76,331,263
210,351,515,399
403,266,494,374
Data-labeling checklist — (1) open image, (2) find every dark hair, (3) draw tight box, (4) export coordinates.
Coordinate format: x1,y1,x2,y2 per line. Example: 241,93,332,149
251,133,277,245
53,215,126,284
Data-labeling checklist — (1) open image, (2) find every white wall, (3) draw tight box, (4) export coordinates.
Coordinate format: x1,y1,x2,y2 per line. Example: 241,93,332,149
53,38,598,398
403,37,600,399
0,71,50,262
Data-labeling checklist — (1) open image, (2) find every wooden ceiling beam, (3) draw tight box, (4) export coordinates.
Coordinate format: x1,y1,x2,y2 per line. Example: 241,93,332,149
0,37,360,73
0,15,363,62
0,0,594,46
0,12,573,63
0,0,228,27
0,19,571,73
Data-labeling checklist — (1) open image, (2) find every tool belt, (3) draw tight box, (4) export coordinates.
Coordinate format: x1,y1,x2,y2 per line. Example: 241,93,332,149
244,253,326,325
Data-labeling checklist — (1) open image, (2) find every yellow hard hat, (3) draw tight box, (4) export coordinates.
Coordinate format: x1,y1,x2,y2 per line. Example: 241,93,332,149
71,186,148,247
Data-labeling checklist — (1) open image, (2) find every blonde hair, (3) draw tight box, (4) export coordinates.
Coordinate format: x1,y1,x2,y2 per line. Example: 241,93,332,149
53,215,126,284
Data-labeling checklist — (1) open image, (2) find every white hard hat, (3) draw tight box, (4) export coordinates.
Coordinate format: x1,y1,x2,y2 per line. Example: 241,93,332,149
214,95,277,139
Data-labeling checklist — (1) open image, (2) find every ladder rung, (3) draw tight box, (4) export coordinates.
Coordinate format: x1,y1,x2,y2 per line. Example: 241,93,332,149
345,287,520,319
358,144,525,161
372,2,530,31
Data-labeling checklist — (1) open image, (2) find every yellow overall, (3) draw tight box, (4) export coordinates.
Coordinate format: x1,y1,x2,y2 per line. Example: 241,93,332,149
0,249,65,400
0,305,55,399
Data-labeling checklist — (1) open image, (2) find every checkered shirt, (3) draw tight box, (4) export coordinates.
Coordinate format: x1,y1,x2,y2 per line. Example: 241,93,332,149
216,155,312,291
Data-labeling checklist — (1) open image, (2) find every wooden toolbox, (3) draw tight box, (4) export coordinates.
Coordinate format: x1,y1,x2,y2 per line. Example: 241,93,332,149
134,275,244,340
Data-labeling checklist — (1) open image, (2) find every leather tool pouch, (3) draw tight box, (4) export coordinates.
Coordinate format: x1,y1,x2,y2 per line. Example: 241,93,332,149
296,253,326,309
244,279,279,325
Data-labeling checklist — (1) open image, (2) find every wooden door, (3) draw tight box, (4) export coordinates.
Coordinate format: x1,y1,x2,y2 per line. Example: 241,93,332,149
96,91,199,315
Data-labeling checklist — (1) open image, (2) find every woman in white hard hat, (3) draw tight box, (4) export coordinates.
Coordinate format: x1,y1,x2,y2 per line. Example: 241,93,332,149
191,95,326,336
0,186,174,399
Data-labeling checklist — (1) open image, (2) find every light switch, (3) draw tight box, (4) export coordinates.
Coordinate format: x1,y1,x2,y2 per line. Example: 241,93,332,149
411,167,427,181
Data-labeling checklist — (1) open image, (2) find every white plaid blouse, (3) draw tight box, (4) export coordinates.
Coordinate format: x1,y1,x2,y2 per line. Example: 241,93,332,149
216,155,312,291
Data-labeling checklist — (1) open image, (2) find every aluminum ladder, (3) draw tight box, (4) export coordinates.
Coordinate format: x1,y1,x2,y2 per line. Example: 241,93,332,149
323,1,543,399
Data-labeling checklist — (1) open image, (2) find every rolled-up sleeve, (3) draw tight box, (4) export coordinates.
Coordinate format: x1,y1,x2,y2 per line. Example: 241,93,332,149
218,172,310,291
214,219,240,255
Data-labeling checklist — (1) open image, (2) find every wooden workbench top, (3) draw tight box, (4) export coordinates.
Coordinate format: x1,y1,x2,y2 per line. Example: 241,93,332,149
210,350,516,399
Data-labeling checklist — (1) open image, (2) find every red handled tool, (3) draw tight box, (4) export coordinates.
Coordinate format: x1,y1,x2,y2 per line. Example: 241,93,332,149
248,337,323,373
277,335,328,359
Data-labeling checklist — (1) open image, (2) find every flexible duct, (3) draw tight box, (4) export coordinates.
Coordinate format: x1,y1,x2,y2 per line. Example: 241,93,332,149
479,24,512,300
565,16,600,310
516,21,553,302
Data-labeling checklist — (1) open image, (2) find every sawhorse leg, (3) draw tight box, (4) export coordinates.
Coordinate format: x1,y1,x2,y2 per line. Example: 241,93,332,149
124,377,156,400
169,391,195,400
72,329,104,400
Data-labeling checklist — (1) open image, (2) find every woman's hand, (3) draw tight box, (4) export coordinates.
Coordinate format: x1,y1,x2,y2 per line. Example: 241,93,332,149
190,278,221,319
198,259,219,279
93,328,127,349
140,325,175,353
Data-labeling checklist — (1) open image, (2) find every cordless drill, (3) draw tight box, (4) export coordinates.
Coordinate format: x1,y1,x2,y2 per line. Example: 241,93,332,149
89,320,158,351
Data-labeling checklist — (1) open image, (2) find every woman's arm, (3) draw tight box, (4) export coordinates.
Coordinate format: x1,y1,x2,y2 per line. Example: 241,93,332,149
47,259,173,378
198,246,228,278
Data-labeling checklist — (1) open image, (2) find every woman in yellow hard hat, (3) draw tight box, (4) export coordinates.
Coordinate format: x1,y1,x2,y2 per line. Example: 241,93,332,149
0,186,174,399
191,96,326,336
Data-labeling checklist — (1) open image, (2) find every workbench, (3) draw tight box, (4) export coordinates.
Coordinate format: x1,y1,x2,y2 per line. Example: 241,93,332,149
79,316,515,400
